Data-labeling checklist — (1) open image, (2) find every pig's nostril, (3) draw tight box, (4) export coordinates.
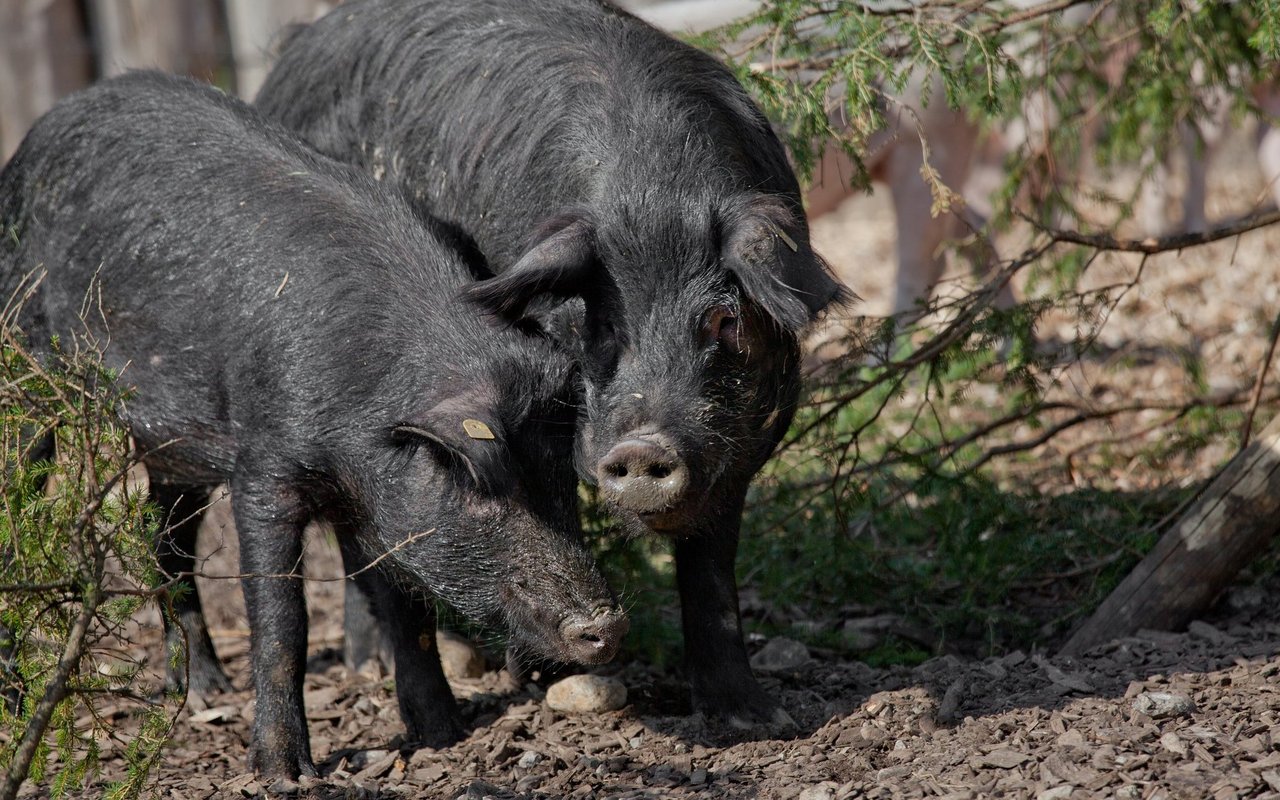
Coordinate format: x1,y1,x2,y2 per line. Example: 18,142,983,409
597,436,689,512
560,610,629,664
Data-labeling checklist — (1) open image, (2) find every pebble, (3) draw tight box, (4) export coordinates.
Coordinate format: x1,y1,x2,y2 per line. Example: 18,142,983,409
517,751,541,770
545,674,627,713
1160,731,1187,756
750,637,810,672
436,630,486,680
1133,691,1196,719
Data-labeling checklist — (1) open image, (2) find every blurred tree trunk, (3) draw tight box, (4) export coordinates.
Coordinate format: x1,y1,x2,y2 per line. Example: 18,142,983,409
87,0,226,80
1061,413,1280,656
224,0,333,99
1,0,93,161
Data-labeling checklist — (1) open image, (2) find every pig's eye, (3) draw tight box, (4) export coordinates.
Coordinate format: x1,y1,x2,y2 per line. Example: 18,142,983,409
702,305,740,352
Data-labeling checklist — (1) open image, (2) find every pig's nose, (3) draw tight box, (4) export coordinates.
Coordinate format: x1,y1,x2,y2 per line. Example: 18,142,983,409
560,608,629,665
597,435,688,512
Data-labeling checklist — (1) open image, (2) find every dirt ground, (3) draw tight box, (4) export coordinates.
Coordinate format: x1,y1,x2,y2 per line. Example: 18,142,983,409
30,522,1280,800
16,124,1280,799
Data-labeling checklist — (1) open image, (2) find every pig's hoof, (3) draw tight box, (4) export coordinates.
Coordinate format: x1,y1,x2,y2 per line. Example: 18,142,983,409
189,661,235,696
726,704,797,732
403,715,464,750
166,659,233,698
694,687,797,735
248,747,318,780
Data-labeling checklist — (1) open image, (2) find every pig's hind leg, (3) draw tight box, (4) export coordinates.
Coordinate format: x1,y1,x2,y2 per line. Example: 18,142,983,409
151,481,234,696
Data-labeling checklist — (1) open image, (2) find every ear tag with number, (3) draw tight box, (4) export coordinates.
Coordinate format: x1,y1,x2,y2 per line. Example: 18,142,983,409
462,419,495,440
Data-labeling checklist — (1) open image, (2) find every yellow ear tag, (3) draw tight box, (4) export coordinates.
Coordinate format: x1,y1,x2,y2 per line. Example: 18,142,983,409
462,419,495,440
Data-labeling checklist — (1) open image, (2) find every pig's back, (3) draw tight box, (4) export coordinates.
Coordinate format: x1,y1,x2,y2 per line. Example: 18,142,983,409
0,71,474,480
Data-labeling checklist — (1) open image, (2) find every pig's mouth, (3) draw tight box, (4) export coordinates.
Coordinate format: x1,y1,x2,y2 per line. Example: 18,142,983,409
636,507,693,532
501,581,629,666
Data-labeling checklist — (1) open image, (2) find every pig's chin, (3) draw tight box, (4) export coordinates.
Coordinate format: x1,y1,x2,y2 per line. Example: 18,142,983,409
499,586,628,666
614,499,707,536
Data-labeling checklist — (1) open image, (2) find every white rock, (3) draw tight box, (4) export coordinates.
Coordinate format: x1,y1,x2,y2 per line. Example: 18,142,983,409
1133,691,1196,719
750,637,810,672
516,751,541,769
545,674,627,713
436,630,486,680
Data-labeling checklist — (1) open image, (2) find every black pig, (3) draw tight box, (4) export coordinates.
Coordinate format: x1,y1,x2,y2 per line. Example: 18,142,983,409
257,0,849,727
0,71,627,778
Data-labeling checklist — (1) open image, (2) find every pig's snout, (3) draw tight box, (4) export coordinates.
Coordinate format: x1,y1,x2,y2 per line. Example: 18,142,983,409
559,608,629,665
598,435,689,513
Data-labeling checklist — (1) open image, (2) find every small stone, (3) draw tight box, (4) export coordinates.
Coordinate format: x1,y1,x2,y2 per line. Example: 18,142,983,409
349,749,390,770
750,637,810,672
1133,691,1196,719
436,630,486,680
545,674,627,713
1160,732,1188,756
1187,620,1230,644
1036,787,1074,800
1057,729,1086,747
689,768,708,786
517,751,541,769
798,782,840,800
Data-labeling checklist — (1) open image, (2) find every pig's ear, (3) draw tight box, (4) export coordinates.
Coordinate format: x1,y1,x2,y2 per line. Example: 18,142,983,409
394,390,514,495
722,197,853,332
461,218,600,320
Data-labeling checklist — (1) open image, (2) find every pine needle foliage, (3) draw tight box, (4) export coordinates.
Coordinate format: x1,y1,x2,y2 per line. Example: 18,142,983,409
0,322,184,800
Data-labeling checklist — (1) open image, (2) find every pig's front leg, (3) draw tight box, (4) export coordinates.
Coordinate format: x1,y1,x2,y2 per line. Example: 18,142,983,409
673,489,794,731
233,468,315,779
336,534,463,748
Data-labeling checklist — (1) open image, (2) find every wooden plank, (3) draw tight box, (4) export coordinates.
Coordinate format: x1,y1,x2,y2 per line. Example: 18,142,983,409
1,1,59,161
224,0,333,99
87,0,225,79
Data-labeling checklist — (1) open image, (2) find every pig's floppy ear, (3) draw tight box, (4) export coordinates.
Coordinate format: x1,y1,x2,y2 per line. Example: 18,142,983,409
461,218,600,320
394,389,513,495
722,197,853,332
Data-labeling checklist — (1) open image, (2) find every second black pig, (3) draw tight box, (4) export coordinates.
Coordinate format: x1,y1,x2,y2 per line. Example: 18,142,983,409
0,71,627,779
257,0,849,728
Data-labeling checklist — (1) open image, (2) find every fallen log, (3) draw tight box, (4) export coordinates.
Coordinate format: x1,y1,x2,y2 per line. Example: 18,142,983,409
1061,413,1280,656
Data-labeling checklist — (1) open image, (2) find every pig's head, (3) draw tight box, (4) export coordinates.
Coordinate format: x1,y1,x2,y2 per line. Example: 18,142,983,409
463,191,850,534
367,342,627,665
